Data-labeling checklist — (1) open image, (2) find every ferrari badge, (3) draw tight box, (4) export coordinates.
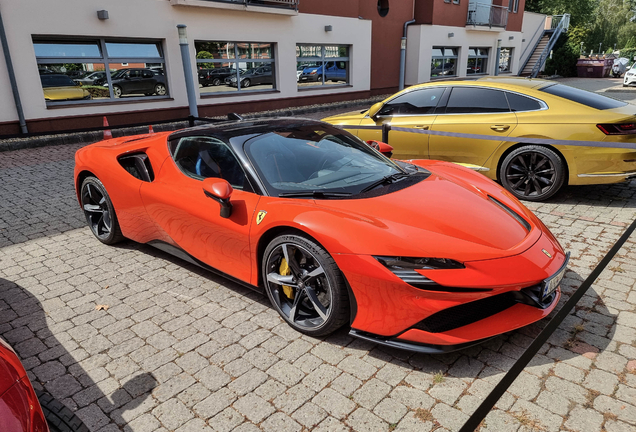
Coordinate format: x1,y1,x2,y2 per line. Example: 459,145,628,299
256,210,267,225
542,249,552,259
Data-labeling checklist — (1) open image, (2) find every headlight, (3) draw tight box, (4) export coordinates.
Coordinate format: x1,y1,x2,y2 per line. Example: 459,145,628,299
374,256,464,270
310,71,317,74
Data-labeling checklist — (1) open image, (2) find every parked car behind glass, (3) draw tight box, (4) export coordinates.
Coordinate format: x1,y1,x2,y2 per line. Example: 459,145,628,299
97,68,167,97
74,71,109,86
40,74,92,101
298,61,347,83
199,68,234,87
225,66,272,88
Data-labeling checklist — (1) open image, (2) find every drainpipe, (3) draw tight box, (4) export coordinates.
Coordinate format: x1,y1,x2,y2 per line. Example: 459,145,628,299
399,19,416,91
177,24,199,119
0,9,28,134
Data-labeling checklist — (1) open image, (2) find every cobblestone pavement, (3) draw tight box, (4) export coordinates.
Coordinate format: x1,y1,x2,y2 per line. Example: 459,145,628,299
1,110,636,432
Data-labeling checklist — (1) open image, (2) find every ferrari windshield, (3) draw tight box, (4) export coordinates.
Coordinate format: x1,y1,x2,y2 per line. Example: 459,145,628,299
243,124,404,197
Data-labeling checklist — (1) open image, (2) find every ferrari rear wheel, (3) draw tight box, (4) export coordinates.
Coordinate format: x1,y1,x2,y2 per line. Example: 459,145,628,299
80,176,124,244
263,234,349,336
500,145,565,202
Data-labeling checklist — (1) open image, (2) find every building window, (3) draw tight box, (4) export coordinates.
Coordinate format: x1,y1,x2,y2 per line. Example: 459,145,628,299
195,41,275,95
377,0,389,17
34,39,167,105
467,48,489,74
296,45,350,89
508,0,519,13
499,47,512,73
431,47,458,78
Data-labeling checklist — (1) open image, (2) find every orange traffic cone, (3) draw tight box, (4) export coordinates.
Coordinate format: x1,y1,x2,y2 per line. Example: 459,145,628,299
103,116,112,140
148,125,154,134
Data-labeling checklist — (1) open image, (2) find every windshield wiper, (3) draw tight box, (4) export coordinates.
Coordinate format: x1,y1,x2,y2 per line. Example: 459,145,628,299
360,172,410,193
278,191,353,199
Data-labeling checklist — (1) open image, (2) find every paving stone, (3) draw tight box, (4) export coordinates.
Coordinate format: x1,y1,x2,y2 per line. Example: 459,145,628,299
291,401,327,428
352,378,391,409
266,360,305,386
314,416,350,432
228,368,268,396
372,397,407,423
563,406,604,432
209,407,244,432
510,399,564,432
594,395,636,424
431,403,469,431
195,365,231,392
428,376,468,405
583,368,619,395
312,388,356,420
390,385,435,410
330,372,362,397
346,407,388,432
261,412,302,432
535,390,571,416
152,399,194,431
302,363,341,392
273,383,315,414
233,393,275,423
174,418,214,432
193,388,237,419
337,355,377,381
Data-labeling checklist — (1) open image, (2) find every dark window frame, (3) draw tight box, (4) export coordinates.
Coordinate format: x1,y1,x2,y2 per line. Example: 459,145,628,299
539,84,627,110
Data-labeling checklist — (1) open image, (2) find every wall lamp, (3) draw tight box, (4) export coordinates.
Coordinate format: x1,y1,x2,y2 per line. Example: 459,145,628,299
509,36,514,40
97,10,109,20
448,32,454,38
325,25,333,32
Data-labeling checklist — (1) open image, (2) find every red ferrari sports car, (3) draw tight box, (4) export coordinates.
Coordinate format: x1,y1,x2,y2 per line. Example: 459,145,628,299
74,118,568,353
0,337,48,432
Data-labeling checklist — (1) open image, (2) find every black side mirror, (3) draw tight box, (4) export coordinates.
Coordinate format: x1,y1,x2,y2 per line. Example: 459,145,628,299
202,178,233,218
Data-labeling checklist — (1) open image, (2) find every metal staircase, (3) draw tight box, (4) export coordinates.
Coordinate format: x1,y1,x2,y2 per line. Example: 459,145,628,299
518,14,570,77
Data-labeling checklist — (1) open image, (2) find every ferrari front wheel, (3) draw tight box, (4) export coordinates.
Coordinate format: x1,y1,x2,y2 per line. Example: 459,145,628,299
80,177,124,245
263,234,349,337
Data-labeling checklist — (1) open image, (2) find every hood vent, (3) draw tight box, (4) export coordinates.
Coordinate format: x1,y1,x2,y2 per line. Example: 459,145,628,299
488,196,531,231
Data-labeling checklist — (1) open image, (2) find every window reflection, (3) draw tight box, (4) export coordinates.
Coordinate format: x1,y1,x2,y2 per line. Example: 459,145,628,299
195,41,276,95
297,45,350,88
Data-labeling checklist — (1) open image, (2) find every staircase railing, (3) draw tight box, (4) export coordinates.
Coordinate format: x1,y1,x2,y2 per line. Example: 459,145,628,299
529,13,570,78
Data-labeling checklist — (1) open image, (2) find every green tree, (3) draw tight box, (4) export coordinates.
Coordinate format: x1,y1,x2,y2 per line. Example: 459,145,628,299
196,50,215,69
545,34,579,76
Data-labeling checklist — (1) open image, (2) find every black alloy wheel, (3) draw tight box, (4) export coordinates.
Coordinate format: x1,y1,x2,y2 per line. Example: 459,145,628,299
500,145,565,201
242,78,251,88
212,77,221,86
263,234,349,336
80,177,124,244
112,85,122,98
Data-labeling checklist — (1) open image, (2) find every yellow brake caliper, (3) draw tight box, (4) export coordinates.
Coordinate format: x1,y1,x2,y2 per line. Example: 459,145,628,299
279,258,295,299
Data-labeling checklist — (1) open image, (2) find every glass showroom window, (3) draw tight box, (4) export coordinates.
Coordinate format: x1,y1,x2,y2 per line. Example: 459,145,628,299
195,41,275,95
499,47,512,73
467,48,489,74
431,47,457,78
296,45,350,88
33,39,168,104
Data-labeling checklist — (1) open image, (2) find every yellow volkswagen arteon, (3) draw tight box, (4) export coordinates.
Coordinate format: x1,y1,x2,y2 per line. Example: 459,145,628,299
323,77,636,201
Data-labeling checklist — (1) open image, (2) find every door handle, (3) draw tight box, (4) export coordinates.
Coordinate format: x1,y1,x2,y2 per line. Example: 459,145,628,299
491,125,510,132
413,125,429,130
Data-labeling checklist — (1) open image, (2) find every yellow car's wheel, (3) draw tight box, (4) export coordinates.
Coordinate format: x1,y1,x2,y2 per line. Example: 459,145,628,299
500,145,565,202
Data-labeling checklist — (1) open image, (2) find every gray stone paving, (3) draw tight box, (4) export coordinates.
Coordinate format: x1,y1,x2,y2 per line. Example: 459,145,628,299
1,109,636,431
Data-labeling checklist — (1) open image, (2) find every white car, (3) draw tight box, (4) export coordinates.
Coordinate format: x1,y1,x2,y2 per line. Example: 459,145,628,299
623,64,636,86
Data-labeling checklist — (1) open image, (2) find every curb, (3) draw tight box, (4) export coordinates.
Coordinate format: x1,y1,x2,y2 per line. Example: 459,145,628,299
0,95,387,153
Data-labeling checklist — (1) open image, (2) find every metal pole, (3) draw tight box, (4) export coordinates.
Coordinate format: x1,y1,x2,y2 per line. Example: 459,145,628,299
0,9,27,134
177,24,199,119
382,123,391,144
399,19,416,91
494,39,501,76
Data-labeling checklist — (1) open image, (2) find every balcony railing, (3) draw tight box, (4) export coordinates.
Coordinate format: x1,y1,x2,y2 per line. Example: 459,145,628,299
202,0,298,10
466,1,508,28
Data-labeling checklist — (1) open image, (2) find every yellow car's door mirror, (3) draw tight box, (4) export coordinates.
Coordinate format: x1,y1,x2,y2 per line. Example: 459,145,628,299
367,102,384,119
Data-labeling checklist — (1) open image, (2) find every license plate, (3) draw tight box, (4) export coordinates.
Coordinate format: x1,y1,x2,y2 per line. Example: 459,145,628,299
541,256,569,300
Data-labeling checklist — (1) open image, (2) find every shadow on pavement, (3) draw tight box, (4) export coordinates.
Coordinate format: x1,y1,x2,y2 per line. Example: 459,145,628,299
0,277,157,431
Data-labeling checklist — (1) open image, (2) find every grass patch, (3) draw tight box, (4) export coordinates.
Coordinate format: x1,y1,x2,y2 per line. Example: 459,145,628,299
433,371,445,384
